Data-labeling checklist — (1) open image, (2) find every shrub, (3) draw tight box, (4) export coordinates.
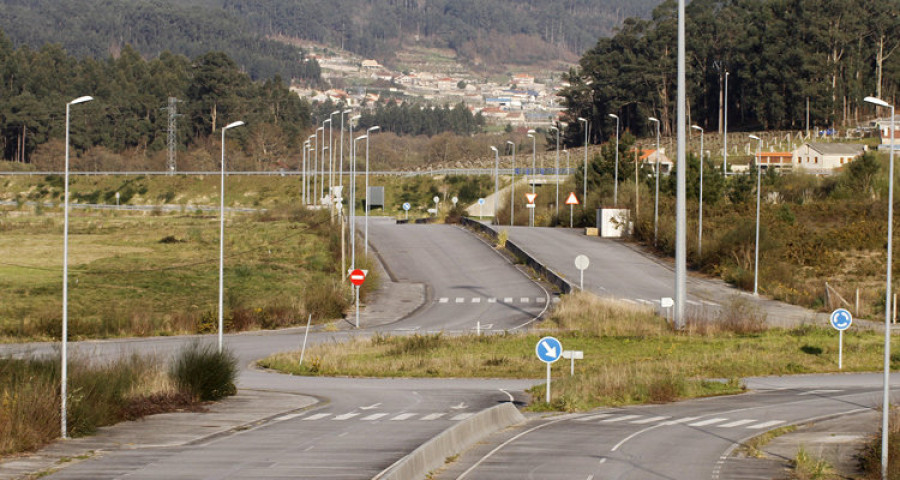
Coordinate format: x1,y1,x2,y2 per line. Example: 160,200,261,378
169,342,238,401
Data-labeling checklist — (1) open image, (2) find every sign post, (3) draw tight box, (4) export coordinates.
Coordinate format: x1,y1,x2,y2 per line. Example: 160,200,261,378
830,308,852,369
535,336,562,403
574,255,590,291
562,350,583,376
477,198,485,218
349,269,367,328
565,192,579,228
433,196,440,216
525,192,537,227
402,202,411,220
661,297,674,323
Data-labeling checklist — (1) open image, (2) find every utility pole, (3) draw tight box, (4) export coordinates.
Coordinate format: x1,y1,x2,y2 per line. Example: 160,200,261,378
162,97,182,174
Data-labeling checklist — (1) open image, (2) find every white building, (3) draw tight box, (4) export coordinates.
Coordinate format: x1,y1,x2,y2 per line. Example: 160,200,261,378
791,143,866,175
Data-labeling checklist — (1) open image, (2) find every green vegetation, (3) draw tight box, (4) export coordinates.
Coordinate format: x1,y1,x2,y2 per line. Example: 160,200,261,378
259,292,894,411
740,425,798,458
0,177,373,340
357,102,485,137
0,343,236,456
170,342,238,402
790,446,840,480
857,408,900,479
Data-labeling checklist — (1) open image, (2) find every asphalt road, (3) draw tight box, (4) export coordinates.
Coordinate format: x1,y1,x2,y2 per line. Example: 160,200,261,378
435,373,900,480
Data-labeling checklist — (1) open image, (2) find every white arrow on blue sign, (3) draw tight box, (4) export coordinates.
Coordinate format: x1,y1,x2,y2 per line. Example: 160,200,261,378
402,202,411,211
536,336,563,364
830,308,852,331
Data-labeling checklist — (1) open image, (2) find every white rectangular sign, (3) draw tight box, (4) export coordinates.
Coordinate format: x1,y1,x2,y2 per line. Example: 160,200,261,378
562,350,584,360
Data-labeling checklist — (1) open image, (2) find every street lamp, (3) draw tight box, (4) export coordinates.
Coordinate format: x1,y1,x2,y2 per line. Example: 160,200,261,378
353,134,366,271
307,134,315,204
648,116,661,246
365,126,380,257
692,125,704,259
865,95,895,480
550,126,560,219
749,134,762,297
507,140,516,226
609,114,620,206
490,146,500,221
218,120,244,354
61,94,93,439
301,140,308,204
323,118,333,204
339,109,352,190
527,130,536,227
315,126,324,204
578,117,588,207
724,71,729,174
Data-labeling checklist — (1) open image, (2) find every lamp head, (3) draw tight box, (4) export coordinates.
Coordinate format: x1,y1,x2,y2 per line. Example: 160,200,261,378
331,110,340,115
224,120,245,130
577,117,587,123
648,117,659,123
691,125,703,132
749,134,760,141
550,126,558,132
527,129,536,134
527,134,534,139
355,135,367,142
490,146,498,153
69,96,94,106
865,96,891,108
350,115,361,122
368,126,380,133
343,109,353,114
608,113,618,120
506,140,514,146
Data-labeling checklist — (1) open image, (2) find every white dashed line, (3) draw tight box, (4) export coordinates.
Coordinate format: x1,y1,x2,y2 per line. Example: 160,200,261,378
487,298,497,303
472,297,481,303
717,419,757,428
452,413,475,421
303,413,331,421
391,413,417,421
421,413,446,421
575,413,614,422
333,413,360,421
689,418,728,427
631,415,669,424
455,297,465,303
520,297,531,303
362,413,389,421
747,420,785,430
602,414,642,423
438,297,449,303
274,413,304,422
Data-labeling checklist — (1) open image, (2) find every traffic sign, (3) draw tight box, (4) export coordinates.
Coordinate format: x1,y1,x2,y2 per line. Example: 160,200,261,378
535,336,562,364
574,255,589,271
565,192,580,205
830,308,852,331
349,269,367,286
433,196,440,204
525,192,537,204
402,202,411,211
452,196,458,205
477,198,485,205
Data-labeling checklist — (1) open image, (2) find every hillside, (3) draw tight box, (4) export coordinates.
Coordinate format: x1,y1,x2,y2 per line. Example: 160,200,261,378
0,0,662,78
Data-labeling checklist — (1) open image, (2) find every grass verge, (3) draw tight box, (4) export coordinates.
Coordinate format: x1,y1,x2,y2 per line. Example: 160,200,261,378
260,291,896,411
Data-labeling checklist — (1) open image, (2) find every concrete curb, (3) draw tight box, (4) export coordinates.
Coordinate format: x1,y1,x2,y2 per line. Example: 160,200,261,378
372,403,525,480
461,217,574,294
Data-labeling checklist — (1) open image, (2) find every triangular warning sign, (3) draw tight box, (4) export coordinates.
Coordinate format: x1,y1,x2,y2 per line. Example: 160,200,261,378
525,192,537,204
565,192,580,205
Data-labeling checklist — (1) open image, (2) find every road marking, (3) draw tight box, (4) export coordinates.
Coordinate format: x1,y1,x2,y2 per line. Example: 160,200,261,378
503,297,513,303
472,297,481,303
575,413,614,422
274,413,304,422
487,298,497,303
660,416,700,425
391,413,417,421
456,297,465,303
686,300,701,306
452,413,475,421
631,416,669,425
394,326,420,331
552,297,561,303
304,445,314,452
702,300,721,306
360,403,381,410
798,389,843,396
747,420,785,430
689,418,728,427
303,413,331,421
717,419,757,428
602,414,642,423
499,389,515,402
520,297,531,303
438,297,449,303
333,413,360,420
536,297,546,303
362,413,389,421
421,413,446,421
636,299,653,305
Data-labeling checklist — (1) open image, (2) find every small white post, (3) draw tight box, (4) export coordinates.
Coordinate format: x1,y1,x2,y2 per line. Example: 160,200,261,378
299,314,312,366
570,356,575,376
546,362,551,404
580,269,584,291
570,203,573,228
839,329,843,370
355,286,360,328
476,321,481,335
856,288,860,316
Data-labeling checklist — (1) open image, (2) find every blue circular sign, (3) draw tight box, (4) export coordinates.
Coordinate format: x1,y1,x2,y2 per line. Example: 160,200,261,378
402,202,411,211
478,198,486,205
535,336,563,364
830,308,852,331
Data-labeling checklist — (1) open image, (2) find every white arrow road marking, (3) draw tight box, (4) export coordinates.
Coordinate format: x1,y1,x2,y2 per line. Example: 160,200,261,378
451,402,468,410
541,340,558,359
421,413,446,421
360,403,381,410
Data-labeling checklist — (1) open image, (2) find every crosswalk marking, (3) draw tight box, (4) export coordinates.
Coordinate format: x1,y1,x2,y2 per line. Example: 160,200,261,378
361,413,389,421
472,297,481,303
504,297,513,303
275,413,304,422
602,414,641,423
455,297,465,303
438,298,449,303
391,413,417,421
487,298,497,303
689,418,728,427
452,413,475,421
661,417,700,425
334,413,360,420
718,419,757,428
303,413,331,421
421,413,446,421
631,416,669,424
576,413,614,422
748,420,785,430
520,297,531,303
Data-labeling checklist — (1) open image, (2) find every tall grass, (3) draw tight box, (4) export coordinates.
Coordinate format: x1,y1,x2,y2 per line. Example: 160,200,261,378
169,342,238,401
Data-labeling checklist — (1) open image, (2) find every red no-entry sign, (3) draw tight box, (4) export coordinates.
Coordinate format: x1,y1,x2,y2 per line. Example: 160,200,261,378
349,269,367,286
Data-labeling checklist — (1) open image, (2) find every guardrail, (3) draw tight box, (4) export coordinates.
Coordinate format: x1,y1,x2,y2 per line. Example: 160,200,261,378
0,200,259,213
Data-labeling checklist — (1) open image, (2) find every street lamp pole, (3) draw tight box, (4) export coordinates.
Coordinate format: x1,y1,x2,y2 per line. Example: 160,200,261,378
315,127,323,204
364,126,380,257
307,134,315,204
550,126,560,219
61,95,93,439
339,109,352,191
301,140,308,204
507,140,516,226
749,134,762,297
865,96,895,480
218,120,245,354
490,146,499,221
649,116,661,246
724,71,729,174
609,114,620,206
348,116,361,269
527,130,536,227
324,118,333,205
578,117,588,207
692,125,704,259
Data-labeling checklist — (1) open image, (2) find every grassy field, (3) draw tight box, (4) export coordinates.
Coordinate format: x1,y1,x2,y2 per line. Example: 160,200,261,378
259,292,895,411
0,202,373,341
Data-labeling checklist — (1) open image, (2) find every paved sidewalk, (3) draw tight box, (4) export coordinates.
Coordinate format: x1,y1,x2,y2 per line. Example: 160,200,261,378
0,390,316,480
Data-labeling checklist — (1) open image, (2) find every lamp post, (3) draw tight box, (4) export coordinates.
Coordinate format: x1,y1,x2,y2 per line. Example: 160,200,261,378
490,146,499,221
218,120,245,354
609,114,620,206
724,70,729,174
301,140,308,204
527,130,536,227
307,134,315,204
315,126,323,204
364,126,380,257
507,140,516,226
578,117,588,207
749,134,762,297
323,118,333,204
353,134,366,271
550,126,560,218
648,116,661,246
61,94,93,439
339,109,352,190
692,125,704,259
865,96,895,480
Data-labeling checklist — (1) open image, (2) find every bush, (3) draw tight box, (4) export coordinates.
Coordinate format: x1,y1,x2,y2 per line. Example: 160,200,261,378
169,342,238,401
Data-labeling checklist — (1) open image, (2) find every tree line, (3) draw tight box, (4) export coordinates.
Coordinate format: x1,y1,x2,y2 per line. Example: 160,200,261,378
354,102,485,137
559,0,900,147
0,34,311,168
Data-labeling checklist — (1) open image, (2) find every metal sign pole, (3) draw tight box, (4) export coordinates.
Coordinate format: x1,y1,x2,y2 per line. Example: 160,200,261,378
839,330,843,370
299,314,312,366
355,286,360,328
546,362,551,403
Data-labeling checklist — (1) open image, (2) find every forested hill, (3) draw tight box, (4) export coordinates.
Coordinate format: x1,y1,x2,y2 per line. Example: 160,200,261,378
0,0,661,75
0,0,322,82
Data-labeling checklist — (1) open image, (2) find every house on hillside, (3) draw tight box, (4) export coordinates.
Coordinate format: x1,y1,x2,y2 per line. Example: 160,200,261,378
512,73,534,86
753,152,793,172
637,149,673,174
360,59,381,70
876,116,900,151
791,143,866,175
